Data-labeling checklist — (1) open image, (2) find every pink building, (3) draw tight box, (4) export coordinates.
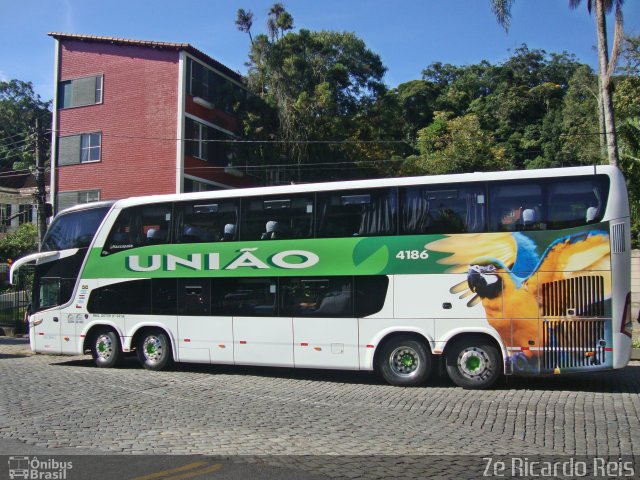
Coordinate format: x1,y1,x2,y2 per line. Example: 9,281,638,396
50,33,255,212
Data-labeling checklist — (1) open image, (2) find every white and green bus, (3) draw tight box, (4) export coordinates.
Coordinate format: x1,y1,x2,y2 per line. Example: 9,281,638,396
11,165,632,389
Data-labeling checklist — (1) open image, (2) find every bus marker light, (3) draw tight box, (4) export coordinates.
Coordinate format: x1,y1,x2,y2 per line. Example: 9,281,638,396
314,347,322,351
184,339,191,343
553,368,561,374
38,333,44,336
218,344,226,348
300,343,308,347
366,345,374,349
239,341,247,344
80,334,86,337
64,337,69,342
32,319,43,326
605,347,613,352
585,351,595,357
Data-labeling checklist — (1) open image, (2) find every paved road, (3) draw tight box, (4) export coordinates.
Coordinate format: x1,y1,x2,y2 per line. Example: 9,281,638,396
1,337,639,479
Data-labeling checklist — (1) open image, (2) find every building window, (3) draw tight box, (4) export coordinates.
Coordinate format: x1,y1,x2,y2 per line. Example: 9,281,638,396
58,132,102,166
81,133,101,162
187,58,245,114
59,74,103,109
57,190,100,212
183,178,222,193
184,118,236,166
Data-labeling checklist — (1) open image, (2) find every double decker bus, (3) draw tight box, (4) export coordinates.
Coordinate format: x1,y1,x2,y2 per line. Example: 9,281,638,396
11,165,632,389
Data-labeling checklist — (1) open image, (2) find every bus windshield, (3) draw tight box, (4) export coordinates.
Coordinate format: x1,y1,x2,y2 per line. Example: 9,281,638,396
42,206,111,251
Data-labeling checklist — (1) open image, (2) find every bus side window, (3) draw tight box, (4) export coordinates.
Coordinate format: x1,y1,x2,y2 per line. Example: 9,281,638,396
213,278,277,317
280,277,353,317
240,195,314,241
178,279,211,316
546,177,609,229
87,280,152,315
174,200,239,244
400,185,486,235
316,188,396,238
104,204,172,254
489,182,545,232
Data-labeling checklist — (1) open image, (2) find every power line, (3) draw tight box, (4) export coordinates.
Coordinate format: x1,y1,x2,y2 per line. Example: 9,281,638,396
47,127,615,145
0,132,31,144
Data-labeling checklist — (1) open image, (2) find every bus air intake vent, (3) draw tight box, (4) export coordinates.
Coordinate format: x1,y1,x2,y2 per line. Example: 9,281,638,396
541,275,605,317
542,319,606,370
611,223,626,254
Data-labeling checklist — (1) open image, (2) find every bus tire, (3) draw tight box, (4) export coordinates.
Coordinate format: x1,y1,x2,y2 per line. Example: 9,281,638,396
445,336,501,389
136,329,173,371
91,329,122,368
378,335,432,387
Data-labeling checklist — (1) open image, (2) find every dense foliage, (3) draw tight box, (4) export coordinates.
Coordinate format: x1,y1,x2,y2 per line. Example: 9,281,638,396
0,80,51,172
0,223,38,261
235,5,639,245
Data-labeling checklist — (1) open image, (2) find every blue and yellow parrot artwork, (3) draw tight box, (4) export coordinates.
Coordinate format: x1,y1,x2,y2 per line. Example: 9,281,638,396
425,229,611,369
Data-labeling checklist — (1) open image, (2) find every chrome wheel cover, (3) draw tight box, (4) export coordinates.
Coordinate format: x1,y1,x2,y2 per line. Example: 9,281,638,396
95,334,114,360
457,347,492,381
142,335,164,363
389,346,420,377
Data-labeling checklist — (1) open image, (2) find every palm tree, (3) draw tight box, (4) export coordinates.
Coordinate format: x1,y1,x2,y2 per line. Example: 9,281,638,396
235,8,254,45
490,0,624,167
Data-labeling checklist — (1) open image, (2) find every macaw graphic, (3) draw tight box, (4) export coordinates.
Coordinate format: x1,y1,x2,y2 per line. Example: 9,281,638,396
425,229,611,371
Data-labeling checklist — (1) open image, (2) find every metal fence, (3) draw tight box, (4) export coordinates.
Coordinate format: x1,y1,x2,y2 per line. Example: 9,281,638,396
0,263,33,336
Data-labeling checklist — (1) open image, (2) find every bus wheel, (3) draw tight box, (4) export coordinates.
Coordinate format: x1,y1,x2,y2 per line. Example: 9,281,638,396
92,329,122,368
445,337,501,389
136,329,173,371
378,335,432,387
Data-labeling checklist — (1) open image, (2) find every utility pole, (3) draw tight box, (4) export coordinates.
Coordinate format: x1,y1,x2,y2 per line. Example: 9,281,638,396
34,118,47,250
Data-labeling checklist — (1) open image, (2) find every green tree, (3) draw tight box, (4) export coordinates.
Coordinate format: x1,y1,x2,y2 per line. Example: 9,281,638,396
237,5,393,182
615,34,640,247
0,223,38,261
490,0,626,167
235,8,254,45
401,113,511,175
0,80,51,172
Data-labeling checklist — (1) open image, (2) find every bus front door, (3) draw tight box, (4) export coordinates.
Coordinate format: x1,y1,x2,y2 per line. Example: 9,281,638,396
32,309,62,354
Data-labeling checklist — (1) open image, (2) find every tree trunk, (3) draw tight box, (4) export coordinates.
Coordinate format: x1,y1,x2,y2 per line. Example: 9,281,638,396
595,0,620,167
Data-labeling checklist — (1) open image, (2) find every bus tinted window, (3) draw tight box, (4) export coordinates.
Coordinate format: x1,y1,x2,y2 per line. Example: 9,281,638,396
354,276,389,317
153,279,177,315
490,182,545,232
178,278,211,316
174,200,238,243
316,188,397,238
36,278,76,311
241,194,314,240
212,278,277,316
87,280,152,315
105,204,172,254
400,185,486,235
546,176,609,229
42,206,110,251
281,277,353,317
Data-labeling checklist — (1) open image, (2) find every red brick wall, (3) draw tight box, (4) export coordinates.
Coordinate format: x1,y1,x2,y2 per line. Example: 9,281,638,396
56,40,179,200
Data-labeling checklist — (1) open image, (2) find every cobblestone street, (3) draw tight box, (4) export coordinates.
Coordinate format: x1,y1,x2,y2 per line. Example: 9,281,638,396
1,337,639,478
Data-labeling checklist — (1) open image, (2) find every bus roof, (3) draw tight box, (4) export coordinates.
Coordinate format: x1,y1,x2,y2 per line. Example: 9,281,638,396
57,200,117,216
110,165,621,209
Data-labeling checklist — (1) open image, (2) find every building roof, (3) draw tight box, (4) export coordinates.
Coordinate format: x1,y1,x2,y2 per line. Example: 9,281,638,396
0,170,50,191
48,32,244,83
